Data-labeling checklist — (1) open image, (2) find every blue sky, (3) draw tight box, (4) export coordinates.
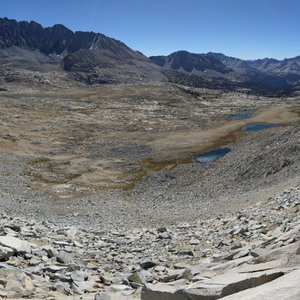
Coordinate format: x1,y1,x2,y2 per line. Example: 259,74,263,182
1,0,300,59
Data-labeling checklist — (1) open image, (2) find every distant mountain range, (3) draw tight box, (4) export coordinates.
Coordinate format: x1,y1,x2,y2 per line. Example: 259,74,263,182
150,51,300,93
1,17,300,94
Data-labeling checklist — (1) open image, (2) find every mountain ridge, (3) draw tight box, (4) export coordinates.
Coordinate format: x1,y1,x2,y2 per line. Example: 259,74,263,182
150,51,300,93
1,17,300,93
0,17,135,56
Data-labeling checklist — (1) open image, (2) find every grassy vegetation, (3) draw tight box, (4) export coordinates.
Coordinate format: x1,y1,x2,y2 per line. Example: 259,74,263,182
26,157,81,185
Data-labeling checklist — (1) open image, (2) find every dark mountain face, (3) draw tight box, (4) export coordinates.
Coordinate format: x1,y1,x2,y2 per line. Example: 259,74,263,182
0,17,164,84
208,52,258,75
0,18,73,54
0,17,138,56
150,51,231,75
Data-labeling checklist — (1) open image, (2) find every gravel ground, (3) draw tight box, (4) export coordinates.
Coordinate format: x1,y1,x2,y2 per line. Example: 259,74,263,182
125,124,300,226
0,176,299,299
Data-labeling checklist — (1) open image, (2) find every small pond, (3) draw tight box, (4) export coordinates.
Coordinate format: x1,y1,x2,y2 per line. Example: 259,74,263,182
232,114,251,120
196,147,231,163
231,108,257,120
240,109,257,114
242,123,278,132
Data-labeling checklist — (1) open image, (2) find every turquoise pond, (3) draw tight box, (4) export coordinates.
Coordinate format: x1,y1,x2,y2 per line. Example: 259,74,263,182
196,148,231,163
231,109,257,120
242,123,278,132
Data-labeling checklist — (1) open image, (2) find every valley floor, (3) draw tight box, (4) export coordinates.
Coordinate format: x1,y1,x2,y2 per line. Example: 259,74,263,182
0,81,299,299
0,81,298,229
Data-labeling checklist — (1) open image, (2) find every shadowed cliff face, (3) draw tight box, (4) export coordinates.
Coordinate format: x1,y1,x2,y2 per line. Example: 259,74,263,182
0,17,138,56
0,18,73,54
0,17,165,83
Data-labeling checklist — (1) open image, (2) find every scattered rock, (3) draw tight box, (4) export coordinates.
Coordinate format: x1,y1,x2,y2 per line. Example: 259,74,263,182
0,245,14,260
139,259,156,270
0,186,299,299
57,250,75,265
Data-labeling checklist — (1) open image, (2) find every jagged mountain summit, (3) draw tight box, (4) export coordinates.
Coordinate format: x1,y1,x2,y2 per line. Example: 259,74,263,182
209,52,300,76
248,56,300,74
0,17,164,84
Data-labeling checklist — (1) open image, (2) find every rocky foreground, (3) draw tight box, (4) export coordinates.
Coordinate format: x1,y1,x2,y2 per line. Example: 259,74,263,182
0,185,299,299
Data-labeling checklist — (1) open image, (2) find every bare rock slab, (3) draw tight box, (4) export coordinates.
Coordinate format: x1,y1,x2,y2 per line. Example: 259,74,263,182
221,268,300,300
141,282,188,300
94,292,137,300
142,269,284,300
185,269,284,298
0,236,31,254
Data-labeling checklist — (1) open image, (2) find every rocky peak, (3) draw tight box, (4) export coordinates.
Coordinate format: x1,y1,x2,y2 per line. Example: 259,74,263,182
0,17,163,84
0,18,72,54
0,17,141,58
